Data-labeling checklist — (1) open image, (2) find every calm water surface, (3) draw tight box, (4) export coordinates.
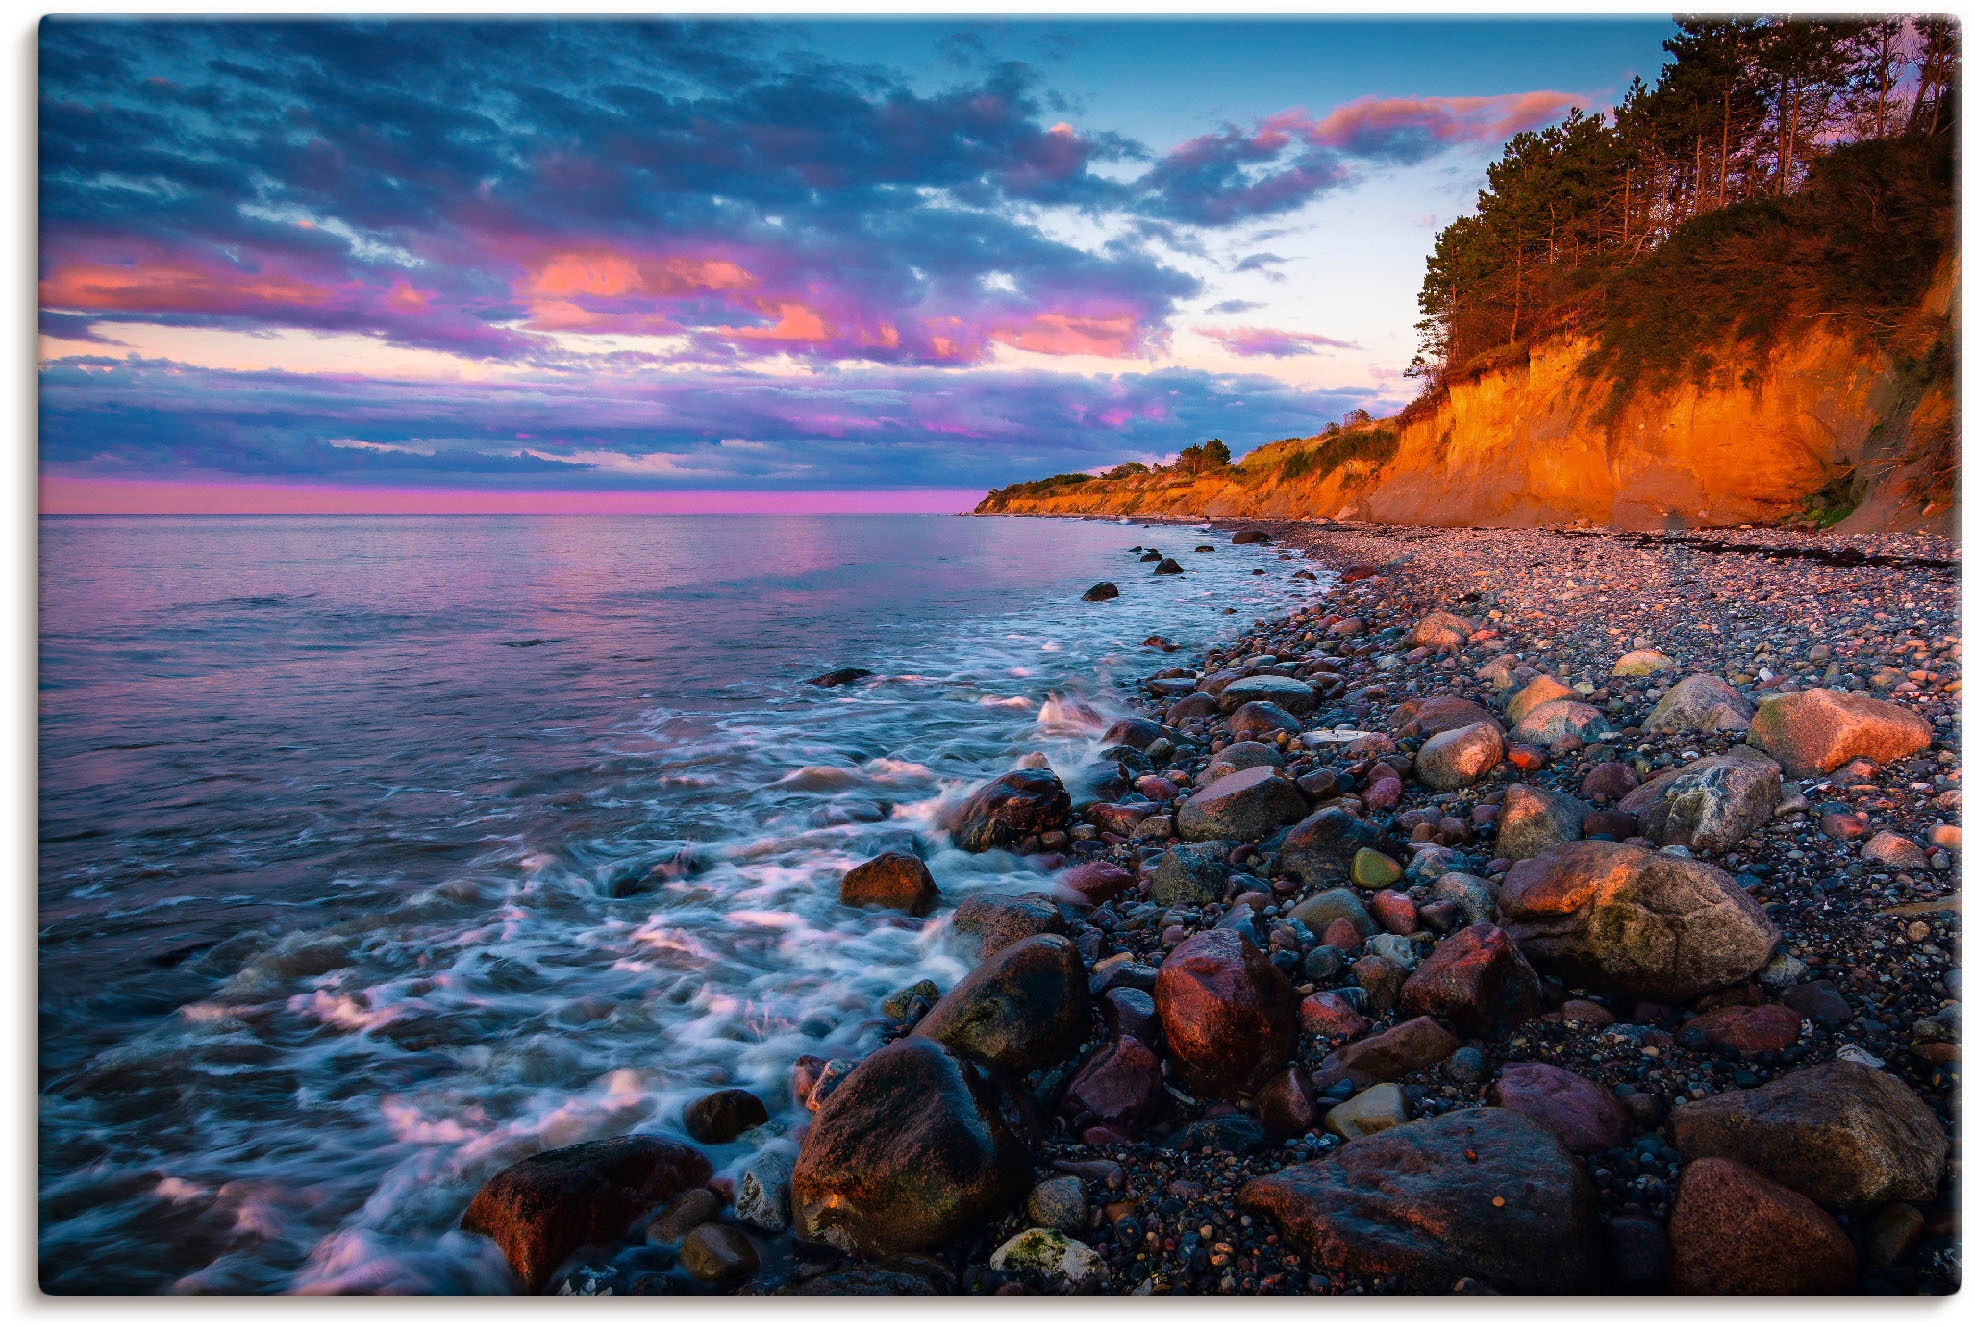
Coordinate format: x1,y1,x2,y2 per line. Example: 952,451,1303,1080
39,513,1322,1293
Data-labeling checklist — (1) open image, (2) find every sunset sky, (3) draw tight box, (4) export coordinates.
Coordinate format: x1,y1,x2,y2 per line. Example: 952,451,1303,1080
39,16,1678,510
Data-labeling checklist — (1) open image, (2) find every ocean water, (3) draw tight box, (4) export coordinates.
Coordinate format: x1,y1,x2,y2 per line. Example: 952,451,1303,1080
38,512,1325,1294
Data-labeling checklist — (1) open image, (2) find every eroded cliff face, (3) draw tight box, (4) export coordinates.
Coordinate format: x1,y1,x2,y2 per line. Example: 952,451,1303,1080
979,262,1957,534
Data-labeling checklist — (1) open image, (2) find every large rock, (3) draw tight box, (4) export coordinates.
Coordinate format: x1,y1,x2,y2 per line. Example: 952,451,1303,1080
946,768,1071,852
1495,782,1588,860
1176,765,1306,842
1322,1016,1458,1083
1202,739,1284,779
461,1136,712,1292
1505,675,1574,726
1164,693,1220,725
1147,842,1231,908
1289,886,1374,938
1153,929,1298,1098
1061,1035,1164,1133
1497,841,1777,1001
1668,1157,1858,1294
1414,722,1504,791
1622,749,1781,852
1397,923,1543,1037
1277,808,1386,888
1667,1059,1948,1208
913,934,1089,1073
951,892,1068,959
1228,700,1303,741
1511,699,1614,748
1404,611,1474,650
1747,688,1934,777
1100,716,1167,750
1388,694,1500,739
1643,674,1754,734
1219,674,1318,716
684,1089,768,1144
1612,649,1676,677
1239,1108,1599,1293
988,1227,1109,1293
840,852,941,916
790,1037,1032,1256
1486,1062,1631,1152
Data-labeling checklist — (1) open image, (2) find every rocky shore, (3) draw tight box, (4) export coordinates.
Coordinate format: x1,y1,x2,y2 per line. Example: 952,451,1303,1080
455,518,1960,1296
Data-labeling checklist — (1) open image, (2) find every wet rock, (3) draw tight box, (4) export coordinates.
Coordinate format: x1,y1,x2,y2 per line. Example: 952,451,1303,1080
1505,674,1575,725
1026,1176,1087,1234
1430,872,1498,925
1153,929,1298,1098
1388,694,1500,739
1349,847,1403,889
1414,722,1505,791
1146,841,1231,907
1202,739,1284,778
1613,649,1676,677
1099,986,1162,1050
1299,991,1368,1041
790,1037,1032,1257
1228,700,1304,741
807,667,873,688
1323,1016,1458,1083
1781,980,1854,1027
684,1088,769,1145
1153,558,1184,575
1219,674,1318,716
947,768,1071,853
914,933,1089,1073
1862,830,1932,870
840,851,942,916
1667,1059,1949,1209
1255,1066,1323,1139
1668,1158,1856,1295
1174,1112,1269,1154
951,892,1069,958
1324,1082,1410,1139
1368,888,1416,934
1081,582,1119,602
1678,1004,1801,1055
1622,749,1780,853
1746,687,1933,777
1351,953,1408,1011
1495,783,1588,860
1579,760,1640,802
1175,765,1306,842
1867,1201,1927,1270
1100,717,1166,750
1277,808,1386,887
1061,1035,1164,1133
1497,841,1778,1001
681,1223,759,1285
1163,693,1221,724
1405,611,1475,650
1643,674,1754,734
1231,529,1270,545
1486,1062,1631,1152
460,1135,713,1293
1510,699,1614,749
1397,922,1543,1037
735,1149,795,1233
1239,1108,1599,1293
1058,860,1134,906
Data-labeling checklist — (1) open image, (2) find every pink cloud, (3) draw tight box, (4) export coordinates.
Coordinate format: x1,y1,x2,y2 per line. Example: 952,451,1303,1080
1292,90,1583,156
1200,325,1358,358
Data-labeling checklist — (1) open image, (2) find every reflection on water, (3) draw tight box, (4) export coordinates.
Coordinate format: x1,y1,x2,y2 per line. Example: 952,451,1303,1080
39,513,1321,1293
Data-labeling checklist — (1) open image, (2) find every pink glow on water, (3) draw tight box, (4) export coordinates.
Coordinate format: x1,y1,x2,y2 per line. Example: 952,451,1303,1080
41,477,987,516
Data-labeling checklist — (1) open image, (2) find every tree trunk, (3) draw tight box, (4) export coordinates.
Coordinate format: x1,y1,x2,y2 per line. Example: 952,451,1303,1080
1509,241,1523,344
1720,90,1732,208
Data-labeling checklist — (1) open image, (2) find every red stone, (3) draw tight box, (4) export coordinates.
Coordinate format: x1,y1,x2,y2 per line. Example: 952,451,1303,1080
1398,923,1544,1037
1669,1157,1858,1294
1322,917,1363,950
1506,744,1546,772
1062,1035,1164,1133
1680,1004,1802,1056
1363,776,1403,811
1368,889,1417,935
1059,861,1134,905
1351,954,1407,1012
1559,999,1616,1028
1255,1066,1322,1140
1487,1062,1632,1152
1322,1016,1459,1084
1152,930,1298,1098
1299,992,1368,1042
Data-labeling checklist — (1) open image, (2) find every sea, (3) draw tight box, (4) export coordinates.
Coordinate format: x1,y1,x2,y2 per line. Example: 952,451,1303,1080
37,512,1327,1294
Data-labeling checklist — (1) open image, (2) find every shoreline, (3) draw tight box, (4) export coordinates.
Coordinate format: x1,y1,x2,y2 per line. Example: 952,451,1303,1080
463,516,1961,1295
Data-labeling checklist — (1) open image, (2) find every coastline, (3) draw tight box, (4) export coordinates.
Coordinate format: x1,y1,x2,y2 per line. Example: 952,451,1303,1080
461,515,1961,1295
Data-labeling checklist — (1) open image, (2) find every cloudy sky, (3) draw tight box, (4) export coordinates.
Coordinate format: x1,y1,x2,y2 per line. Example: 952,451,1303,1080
39,16,1676,508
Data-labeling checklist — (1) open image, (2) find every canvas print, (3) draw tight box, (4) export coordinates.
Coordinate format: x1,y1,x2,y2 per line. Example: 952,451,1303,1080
38,13,1960,1297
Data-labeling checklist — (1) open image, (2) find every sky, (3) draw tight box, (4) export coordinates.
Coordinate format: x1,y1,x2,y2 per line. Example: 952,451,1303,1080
38,15,1679,511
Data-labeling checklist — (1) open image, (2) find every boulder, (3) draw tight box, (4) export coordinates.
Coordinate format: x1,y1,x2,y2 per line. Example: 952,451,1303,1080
1430,872,1498,925
683,1089,768,1145
1145,841,1231,907
1668,1158,1857,1294
1613,649,1676,677
1163,693,1220,725
1495,782,1588,860
1099,716,1166,750
1219,674,1318,716
1405,611,1474,650
1081,582,1119,602
1350,847,1403,889
1623,749,1781,852
1204,739,1284,774
1153,558,1183,575
460,1136,712,1292
1498,841,1778,1001
1322,1016,1458,1083
1747,688,1933,777
1862,830,1932,870
1414,722,1504,791
1277,808,1386,887
1505,675,1575,725
681,1222,759,1284
1323,1082,1410,1140
1153,929,1299,1098
1026,1175,1087,1233
790,1037,1032,1256
1288,887,1376,938
1061,1035,1164,1133
1230,529,1270,544
1486,1062,1631,1152
1058,861,1134,906
1511,699,1614,749
1397,923,1543,1037
951,892,1069,959
913,934,1089,1073
1388,694,1499,739
988,1228,1109,1293
947,768,1071,852
1679,1004,1801,1056
1643,674,1754,734
807,667,873,688
1299,991,1369,1042
1228,700,1303,740
1255,1066,1323,1140
1579,760,1640,802
1667,1059,1948,1208
735,1149,795,1233
1239,1108,1600,1293
1176,766,1306,842
840,852,941,916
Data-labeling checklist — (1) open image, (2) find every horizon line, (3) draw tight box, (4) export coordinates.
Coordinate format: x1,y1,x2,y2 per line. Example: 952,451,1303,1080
39,476,990,516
